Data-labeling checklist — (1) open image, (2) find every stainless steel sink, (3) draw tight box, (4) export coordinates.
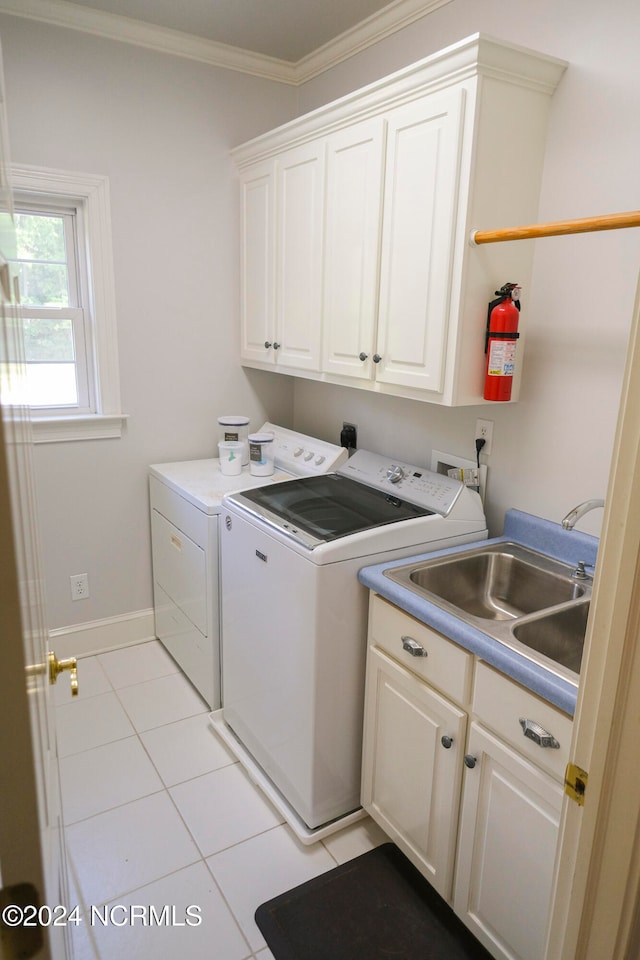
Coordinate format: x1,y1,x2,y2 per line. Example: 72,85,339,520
512,601,589,676
384,541,592,683
399,546,585,620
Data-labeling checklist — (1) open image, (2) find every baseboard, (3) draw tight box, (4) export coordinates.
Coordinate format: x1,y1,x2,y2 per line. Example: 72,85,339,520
48,608,156,659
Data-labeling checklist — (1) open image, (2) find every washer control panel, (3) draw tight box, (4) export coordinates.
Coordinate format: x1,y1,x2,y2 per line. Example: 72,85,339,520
338,449,465,515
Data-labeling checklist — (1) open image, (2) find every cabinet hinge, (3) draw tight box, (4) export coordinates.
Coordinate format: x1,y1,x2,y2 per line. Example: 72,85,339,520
564,762,589,806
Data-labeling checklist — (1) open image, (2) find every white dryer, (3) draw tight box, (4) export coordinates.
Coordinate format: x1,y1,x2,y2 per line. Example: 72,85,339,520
149,424,346,707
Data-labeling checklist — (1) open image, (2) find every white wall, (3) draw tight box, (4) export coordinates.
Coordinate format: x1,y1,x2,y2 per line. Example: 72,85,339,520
0,14,297,629
293,0,640,538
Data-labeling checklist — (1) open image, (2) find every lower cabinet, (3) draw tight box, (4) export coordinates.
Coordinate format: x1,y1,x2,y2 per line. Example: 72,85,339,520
361,595,571,960
453,721,563,960
361,646,466,899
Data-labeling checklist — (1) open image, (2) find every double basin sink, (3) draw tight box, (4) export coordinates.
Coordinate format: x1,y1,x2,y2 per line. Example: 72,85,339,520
384,541,591,683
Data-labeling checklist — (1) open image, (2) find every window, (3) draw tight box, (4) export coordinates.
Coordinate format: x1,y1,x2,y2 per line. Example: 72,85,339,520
13,202,92,411
4,165,125,442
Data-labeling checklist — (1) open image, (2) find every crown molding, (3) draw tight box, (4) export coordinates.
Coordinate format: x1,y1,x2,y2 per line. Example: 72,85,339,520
295,0,453,83
0,0,453,85
0,0,298,83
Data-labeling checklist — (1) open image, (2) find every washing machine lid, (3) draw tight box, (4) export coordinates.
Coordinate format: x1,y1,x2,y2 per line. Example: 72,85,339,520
225,473,432,549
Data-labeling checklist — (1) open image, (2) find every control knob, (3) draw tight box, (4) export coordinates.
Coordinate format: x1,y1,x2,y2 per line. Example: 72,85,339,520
386,464,405,484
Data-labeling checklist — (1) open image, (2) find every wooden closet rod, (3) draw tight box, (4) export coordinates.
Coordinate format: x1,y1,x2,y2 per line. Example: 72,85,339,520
471,210,640,245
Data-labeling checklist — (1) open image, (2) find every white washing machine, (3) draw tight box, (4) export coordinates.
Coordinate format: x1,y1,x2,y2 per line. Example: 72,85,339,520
149,424,347,708
213,449,488,842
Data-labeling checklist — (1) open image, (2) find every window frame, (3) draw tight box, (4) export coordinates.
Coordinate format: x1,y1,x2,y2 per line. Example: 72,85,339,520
11,165,126,442
14,199,93,414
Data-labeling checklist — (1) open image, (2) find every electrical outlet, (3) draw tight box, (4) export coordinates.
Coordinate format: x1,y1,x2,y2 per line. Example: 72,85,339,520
70,573,90,601
341,422,357,450
475,419,494,456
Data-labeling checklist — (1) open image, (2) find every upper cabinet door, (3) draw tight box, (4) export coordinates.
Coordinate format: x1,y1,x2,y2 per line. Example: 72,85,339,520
322,118,386,380
275,141,325,371
239,161,276,365
375,88,465,394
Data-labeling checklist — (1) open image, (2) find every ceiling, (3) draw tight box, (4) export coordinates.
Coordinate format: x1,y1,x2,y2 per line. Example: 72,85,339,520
1,0,451,82
58,0,396,62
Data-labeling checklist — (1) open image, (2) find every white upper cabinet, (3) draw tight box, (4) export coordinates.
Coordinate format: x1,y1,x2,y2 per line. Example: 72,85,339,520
375,88,464,393
233,34,567,405
275,141,325,371
239,160,275,364
322,117,385,380
239,144,324,371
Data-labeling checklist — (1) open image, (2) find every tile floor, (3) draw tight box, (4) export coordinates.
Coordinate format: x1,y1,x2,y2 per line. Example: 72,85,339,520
56,640,388,960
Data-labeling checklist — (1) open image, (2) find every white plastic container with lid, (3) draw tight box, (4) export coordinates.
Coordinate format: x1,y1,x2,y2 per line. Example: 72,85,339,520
217,415,249,465
248,432,275,476
218,440,244,476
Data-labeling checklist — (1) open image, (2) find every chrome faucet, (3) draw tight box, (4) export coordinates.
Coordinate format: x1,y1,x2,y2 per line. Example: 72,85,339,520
561,499,605,531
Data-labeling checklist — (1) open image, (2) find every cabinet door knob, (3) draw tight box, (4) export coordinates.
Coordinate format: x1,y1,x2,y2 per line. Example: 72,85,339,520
401,636,427,657
441,735,454,749
464,754,477,769
273,342,281,350
519,718,560,749
373,353,382,363
359,352,368,361
264,341,272,349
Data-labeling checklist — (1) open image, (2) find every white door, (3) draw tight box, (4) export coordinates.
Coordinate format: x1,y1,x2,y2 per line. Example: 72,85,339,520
361,646,466,900
322,117,385,380
0,219,73,957
376,87,465,393
454,721,563,960
239,159,276,365
275,140,325,371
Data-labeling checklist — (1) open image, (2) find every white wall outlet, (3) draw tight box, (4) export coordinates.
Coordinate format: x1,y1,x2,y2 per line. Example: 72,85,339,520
475,419,494,456
70,573,90,601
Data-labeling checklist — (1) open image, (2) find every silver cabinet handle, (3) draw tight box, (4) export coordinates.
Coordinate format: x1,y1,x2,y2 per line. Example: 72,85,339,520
359,352,368,361
519,718,560,749
464,754,477,769
401,636,427,657
273,342,281,350
441,736,453,749
264,341,272,349
373,353,382,363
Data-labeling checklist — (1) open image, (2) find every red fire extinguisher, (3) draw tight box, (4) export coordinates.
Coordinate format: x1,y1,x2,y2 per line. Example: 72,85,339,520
484,282,521,402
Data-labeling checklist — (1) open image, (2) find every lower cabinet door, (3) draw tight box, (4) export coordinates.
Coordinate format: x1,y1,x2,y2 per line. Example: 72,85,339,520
454,721,563,960
361,646,466,900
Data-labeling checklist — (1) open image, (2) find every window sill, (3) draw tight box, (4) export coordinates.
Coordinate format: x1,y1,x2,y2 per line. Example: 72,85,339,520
32,413,129,443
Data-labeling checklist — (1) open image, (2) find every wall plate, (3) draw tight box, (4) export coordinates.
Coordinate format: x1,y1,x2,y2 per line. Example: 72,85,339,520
431,449,488,504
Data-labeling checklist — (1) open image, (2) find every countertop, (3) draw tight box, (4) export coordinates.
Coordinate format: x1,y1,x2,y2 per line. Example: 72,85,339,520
358,509,599,716
148,459,292,514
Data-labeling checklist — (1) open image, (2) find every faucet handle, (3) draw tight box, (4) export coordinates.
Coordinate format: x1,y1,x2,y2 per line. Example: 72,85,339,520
573,560,593,580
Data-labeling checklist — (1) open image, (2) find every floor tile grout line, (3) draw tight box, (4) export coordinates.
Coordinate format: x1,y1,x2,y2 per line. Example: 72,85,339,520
102,668,182,693
164,765,288,862
137,738,239,792
60,643,181,701
199,850,257,958
62,784,168,829
57,730,135,761
110,673,210,736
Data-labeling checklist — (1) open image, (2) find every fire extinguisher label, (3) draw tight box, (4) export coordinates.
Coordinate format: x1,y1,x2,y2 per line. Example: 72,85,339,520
487,340,517,377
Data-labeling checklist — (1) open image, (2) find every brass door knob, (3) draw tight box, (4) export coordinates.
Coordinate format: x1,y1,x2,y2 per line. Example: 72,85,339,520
48,651,78,697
